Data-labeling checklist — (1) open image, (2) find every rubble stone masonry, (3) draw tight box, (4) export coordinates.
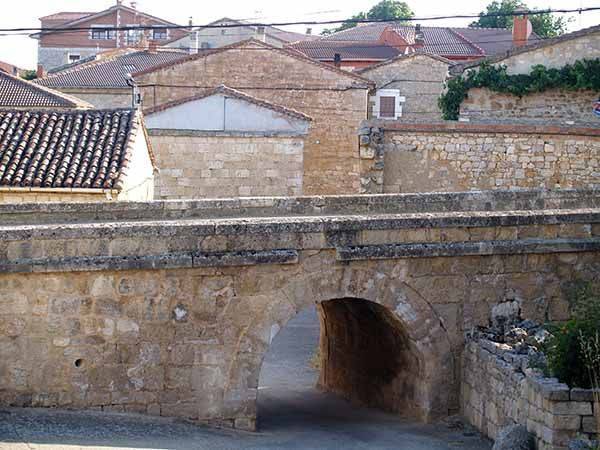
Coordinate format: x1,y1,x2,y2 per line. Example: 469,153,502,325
463,340,598,450
134,42,371,195
359,121,600,194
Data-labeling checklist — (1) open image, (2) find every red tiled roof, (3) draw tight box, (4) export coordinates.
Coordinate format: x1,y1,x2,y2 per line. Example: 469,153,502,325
289,40,400,61
0,109,141,190
294,23,542,61
39,12,92,22
0,71,90,108
144,84,313,121
36,50,191,89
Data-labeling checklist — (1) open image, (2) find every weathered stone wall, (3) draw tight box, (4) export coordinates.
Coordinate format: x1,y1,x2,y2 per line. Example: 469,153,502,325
0,190,598,430
149,131,304,199
460,88,600,125
57,88,133,109
0,189,113,203
463,340,598,449
359,122,600,194
498,29,600,75
359,55,449,121
135,42,371,195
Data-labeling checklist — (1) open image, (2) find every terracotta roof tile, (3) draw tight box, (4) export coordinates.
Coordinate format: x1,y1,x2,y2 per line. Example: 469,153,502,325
0,109,139,190
0,71,90,108
36,50,191,89
144,84,313,121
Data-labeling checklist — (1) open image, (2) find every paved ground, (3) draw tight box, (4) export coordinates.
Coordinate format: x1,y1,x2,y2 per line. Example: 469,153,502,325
0,306,492,450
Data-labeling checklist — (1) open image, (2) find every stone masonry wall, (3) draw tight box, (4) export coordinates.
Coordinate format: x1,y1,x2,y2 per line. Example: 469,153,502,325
359,122,600,194
0,189,112,203
460,88,600,125
149,132,304,199
360,55,449,121
135,42,370,195
463,340,598,450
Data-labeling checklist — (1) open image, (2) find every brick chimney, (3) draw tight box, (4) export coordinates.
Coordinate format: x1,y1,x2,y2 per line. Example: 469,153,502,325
36,64,45,79
413,24,425,51
379,26,408,52
512,8,532,47
148,40,158,53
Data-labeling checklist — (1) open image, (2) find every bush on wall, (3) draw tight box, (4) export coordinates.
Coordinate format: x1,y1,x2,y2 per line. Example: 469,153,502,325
438,58,600,120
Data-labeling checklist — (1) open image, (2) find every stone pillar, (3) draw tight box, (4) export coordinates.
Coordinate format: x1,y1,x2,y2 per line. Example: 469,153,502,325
358,125,385,194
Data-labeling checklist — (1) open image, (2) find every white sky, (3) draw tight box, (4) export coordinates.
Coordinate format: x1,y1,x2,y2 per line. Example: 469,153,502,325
1,0,599,69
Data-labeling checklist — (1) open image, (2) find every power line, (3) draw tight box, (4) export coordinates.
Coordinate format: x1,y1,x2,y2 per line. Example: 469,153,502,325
4,6,599,34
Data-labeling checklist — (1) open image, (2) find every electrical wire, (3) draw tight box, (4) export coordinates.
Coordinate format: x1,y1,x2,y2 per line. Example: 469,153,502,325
4,6,599,35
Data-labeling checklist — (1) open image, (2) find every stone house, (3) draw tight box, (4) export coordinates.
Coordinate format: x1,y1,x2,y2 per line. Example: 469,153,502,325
133,39,374,195
144,85,311,199
31,1,189,72
0,108,155,202
454,23,600,125
35,49,188,108
0,70,91,109
167,17,316,52
356,53,451,121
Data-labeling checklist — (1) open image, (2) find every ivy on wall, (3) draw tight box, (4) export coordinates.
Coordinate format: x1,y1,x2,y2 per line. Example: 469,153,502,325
438,58,600,120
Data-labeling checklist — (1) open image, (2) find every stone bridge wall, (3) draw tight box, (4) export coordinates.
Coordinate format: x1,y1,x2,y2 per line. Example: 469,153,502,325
0,190,599,430
358,122,600,194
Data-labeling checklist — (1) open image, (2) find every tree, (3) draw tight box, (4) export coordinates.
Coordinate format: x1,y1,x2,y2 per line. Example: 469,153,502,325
321,0,414,35
469,0,570,38
20,70,37,81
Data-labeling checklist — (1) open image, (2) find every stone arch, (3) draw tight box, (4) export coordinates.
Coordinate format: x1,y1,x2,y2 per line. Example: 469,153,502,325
224,263,454,430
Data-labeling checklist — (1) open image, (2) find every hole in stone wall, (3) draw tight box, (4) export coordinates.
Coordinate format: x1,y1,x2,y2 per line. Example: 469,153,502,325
74,358,83,368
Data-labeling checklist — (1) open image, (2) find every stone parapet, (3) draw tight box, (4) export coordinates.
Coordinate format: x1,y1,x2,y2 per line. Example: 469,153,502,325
462,340,599,450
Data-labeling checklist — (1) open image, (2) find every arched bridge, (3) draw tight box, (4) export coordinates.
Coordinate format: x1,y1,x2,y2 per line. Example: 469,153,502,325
0,189,599,430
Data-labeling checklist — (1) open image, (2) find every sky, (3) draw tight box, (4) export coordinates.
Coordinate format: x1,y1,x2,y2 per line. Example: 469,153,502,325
1,0,599,69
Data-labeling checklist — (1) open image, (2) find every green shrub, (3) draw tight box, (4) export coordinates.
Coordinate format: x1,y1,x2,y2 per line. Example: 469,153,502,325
542,282,600,389
438,58,600,120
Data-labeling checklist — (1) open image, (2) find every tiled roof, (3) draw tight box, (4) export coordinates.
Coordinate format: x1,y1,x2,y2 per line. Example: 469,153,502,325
294,24,542,61
452,24,599,74
0,109,140,190
0,71,90,108
144,84,313,121
39,11,92,22
36,50,190,89
289,40,400,60
132,39,374,86
356,52,452,73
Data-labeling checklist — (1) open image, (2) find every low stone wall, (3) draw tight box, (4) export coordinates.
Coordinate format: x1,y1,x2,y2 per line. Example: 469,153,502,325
459,88,600,126
149,131,304,199
359,121,600,194
462,340,598,449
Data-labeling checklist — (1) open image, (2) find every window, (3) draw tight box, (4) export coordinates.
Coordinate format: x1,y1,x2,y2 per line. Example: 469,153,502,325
200,42,211,49
371,89,404,120
126,27,143,45
68,53,81,64
379,96,396,118
152,28,168,40
221,29,227,35
90,26,116,40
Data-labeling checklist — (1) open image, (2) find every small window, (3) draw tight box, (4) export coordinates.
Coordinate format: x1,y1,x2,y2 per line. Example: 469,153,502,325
68,53,81,64
153,28,168,40
379,96,396,118
221,29,227,35
91,27,116,40
200,42,211,49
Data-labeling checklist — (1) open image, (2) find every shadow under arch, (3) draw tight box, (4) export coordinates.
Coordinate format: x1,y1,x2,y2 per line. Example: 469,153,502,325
225,266,455,430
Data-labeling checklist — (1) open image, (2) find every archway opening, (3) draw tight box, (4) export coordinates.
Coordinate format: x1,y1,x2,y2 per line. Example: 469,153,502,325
257,297,425,431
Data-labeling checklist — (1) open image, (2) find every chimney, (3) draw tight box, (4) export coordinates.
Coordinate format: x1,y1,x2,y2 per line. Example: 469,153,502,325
36,64,45,79
512,8,532,47
414,24,425,50
148,40,158,53
306,27,312,35
334,53,341,68
256,26,266,41
130,1,137,9
116,0,123,4
188,16,193,27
